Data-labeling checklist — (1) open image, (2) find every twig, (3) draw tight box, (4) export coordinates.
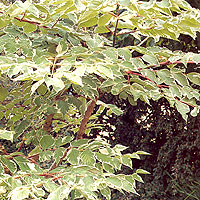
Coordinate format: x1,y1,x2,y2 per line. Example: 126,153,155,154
49,146,71,171
136,36,149,46
105,26,114,35
16,139,25,152
14,17,49,29
51,17,60,29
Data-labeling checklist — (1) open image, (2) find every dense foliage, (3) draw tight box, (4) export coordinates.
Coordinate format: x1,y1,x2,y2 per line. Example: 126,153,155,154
98,97,199,199
0,0,200,199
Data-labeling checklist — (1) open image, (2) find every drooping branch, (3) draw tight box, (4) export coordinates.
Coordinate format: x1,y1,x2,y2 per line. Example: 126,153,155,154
126,71,199,108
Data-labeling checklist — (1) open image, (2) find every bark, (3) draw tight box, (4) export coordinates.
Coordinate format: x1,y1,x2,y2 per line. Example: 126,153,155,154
76,100,97,140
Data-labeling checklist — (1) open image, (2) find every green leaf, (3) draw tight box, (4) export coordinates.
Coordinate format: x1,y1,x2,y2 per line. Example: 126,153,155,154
64,73,83,86
0,156,17,174
80,149,95,166
0,87,8,102
31,80,44,95
121,155,132,168
98,13,112,26
67,148,80,165
47,106,57,114
121,179,134,192
118,48,132,61
106,176,122,188
175,101,190,121
0,162,4,173
132,173,144,183
40,135,55,149
102,162,114,173
187,72,200,85
136,169,150,174
0,112,3,120
135,151,151,155
47,185,69,200
82,176,96,191
96,152,111,163
13,156,30,172
157,0,171,8
95,26,110,33
107,104,123,115
79,17,98,27
102,48,118,62
100,187,111,200
8,186,31,200
71,139,89,147
14,119,30,138
37,84,48,95
97,65,114,79
113,144,128,153
23,23,37,33
191,107,199,117
0,130,14,142
142,54,159,65
54,147,65,164
172,72,189,86
57,100,69,116
40,150,53,162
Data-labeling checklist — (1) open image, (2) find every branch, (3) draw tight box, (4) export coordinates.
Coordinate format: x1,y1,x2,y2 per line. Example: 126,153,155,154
126,71,199,108
43,114,55,133
14,17,49,29
105,26,114,35
49,146,71,171
159,60,198,66
51,17,60,29
16,138,25,152
76,100,97,140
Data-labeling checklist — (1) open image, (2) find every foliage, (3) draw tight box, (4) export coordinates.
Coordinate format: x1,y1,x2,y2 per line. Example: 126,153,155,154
0,0,200,199
99,97,200,200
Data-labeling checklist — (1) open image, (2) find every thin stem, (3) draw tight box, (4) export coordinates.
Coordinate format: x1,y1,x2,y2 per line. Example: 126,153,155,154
49,146,71,171
105,26,114,35
112,5,120,47
136,36,149,46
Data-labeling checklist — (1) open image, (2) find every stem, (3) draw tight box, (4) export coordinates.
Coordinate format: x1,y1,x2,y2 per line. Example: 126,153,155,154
49,146,71,171
16,140,25,152
112,5,120,47
105,26,114,35
14,17,49,29
51,17,60,29
113,18,119,47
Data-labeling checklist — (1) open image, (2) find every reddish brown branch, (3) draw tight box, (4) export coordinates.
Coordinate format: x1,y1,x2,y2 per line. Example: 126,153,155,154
108,12,118,18
76,100,97,140
14,17,49,29
159,60,197,66
49,146,71,171
126,70,170,88
113,18,119,47
105,26,114,35
175,97,196,108
51,17,60,29
127,71,154,83
112,5,120,47
16,139,25,152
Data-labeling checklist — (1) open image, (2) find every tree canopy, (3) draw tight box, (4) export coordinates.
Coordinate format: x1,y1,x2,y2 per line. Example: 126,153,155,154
0,0,200,199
